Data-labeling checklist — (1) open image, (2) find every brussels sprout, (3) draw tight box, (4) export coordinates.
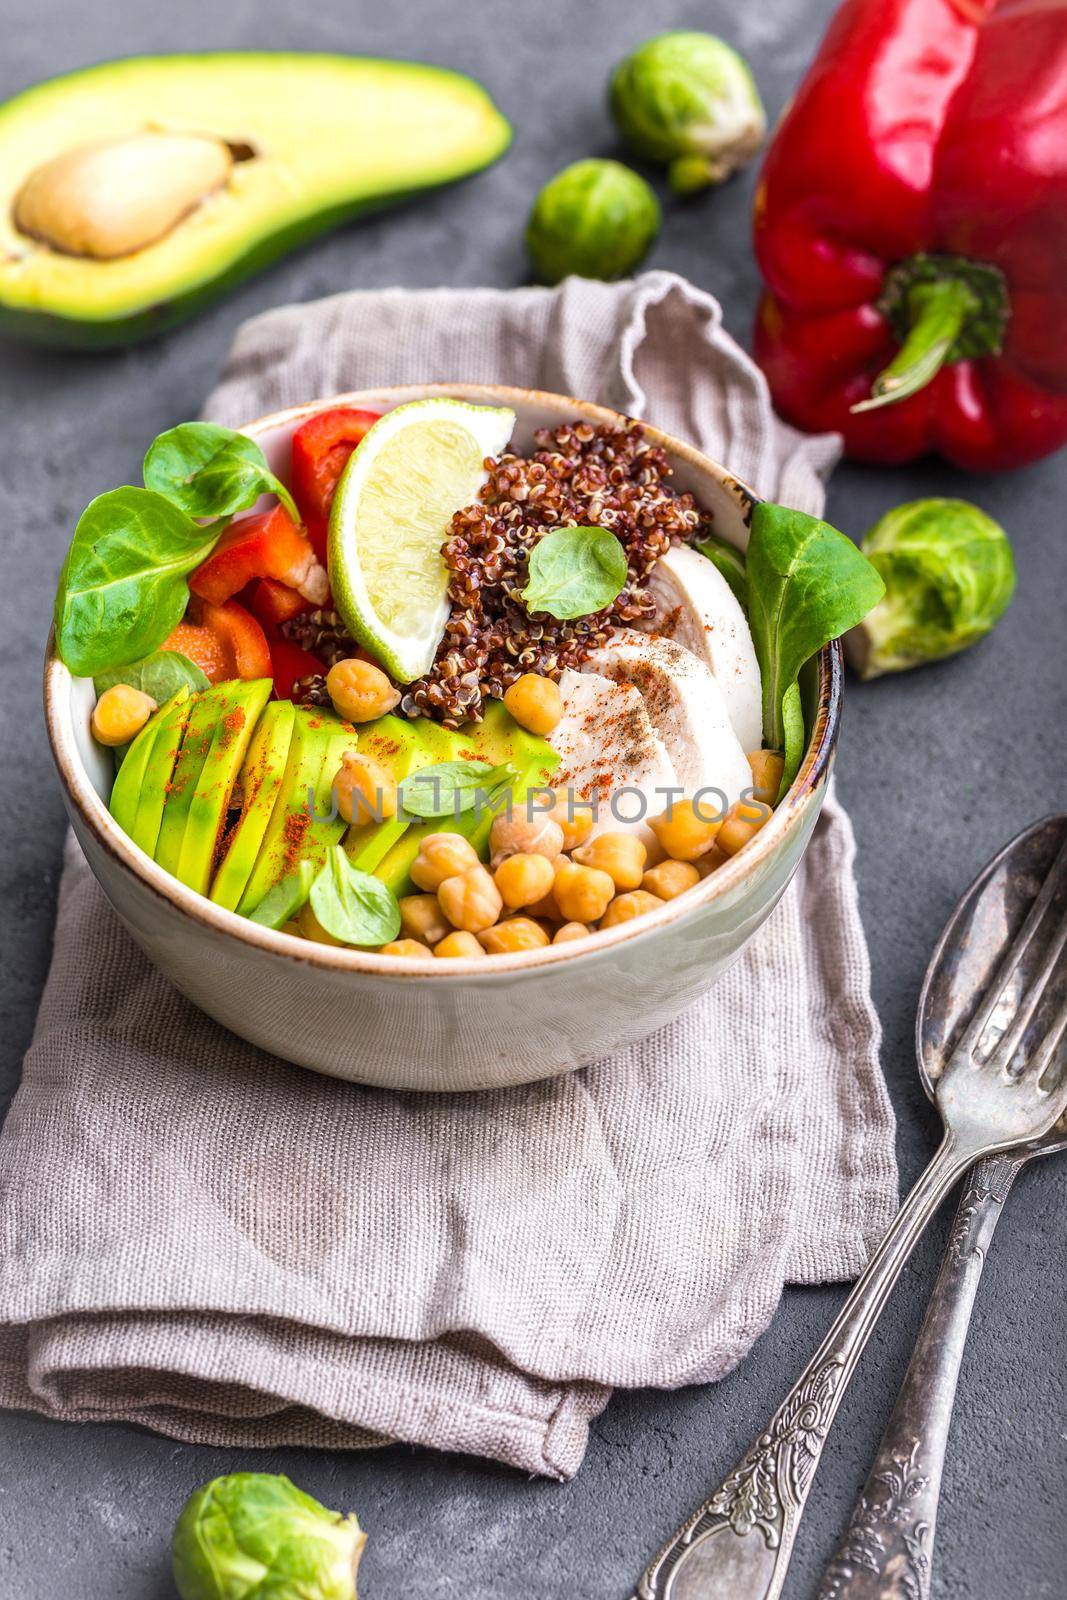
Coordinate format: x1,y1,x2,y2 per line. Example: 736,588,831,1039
609,31,766,195
846,498,1015,680
525,158,660,285
172,1473,365,1600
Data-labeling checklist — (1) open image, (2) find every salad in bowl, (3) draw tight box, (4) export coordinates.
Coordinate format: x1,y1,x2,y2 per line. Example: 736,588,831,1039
45,385,882,1089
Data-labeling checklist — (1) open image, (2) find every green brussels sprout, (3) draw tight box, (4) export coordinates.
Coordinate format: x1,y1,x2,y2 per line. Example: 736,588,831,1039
525,158,660,285
609,31,766,195
172,1473,365,1600
846,498,1016,680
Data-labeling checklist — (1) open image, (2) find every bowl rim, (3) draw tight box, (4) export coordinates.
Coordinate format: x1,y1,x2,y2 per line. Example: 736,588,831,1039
44,382,842,979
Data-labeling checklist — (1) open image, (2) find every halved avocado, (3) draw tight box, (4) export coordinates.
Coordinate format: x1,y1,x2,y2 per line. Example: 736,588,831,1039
210,699,296,911
123,688,195,858
155,679,272,892
0,54,511,347
108,684,190,838
236,705,354,915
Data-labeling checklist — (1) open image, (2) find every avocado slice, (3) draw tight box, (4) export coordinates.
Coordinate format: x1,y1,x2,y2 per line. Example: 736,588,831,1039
0,54,510,348
123,688,196,859
155,679,272,893
236,706,355,915
108,685,190,838
343,715,463,873
373,706,559,896
246,860,317,930
210,699,296,911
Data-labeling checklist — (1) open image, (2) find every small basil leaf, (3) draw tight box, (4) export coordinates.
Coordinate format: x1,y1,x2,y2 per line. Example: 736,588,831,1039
94,648,210,705
746,503,885,753
398,760,517,820
521,525,628,620
55,487,222,676
144,422,301,524
247,861,318,930
309,846,402,947
695,534,748,609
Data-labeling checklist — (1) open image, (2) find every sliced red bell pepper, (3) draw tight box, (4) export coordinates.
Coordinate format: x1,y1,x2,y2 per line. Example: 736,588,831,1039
248,576,312,628
190,505,327,607
752,0,1067,471
290,407,381,562
268,636,325,701
164,598,272,683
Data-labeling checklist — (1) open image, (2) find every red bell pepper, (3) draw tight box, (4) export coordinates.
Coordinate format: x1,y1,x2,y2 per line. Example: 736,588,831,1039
248,576,312,629
267,636,325,701
164,598,272,683
190,504,327,608
753,0,1067,471
290,407,381,561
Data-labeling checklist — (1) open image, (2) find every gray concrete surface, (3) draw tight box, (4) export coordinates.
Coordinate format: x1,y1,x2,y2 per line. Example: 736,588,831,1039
1,1,1064,1595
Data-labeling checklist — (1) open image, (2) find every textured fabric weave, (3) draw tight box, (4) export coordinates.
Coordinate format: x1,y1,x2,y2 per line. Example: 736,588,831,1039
0,272,897,1479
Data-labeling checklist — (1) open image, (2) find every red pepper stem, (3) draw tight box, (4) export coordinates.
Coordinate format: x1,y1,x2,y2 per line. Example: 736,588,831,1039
851,278,980,414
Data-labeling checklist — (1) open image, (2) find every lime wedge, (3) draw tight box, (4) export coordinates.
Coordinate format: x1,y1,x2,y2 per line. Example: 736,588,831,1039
327,397,515,683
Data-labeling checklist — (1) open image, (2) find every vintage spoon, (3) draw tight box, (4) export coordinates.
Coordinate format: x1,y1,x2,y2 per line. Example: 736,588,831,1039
817,813,1067,1600
630,816,1067,1600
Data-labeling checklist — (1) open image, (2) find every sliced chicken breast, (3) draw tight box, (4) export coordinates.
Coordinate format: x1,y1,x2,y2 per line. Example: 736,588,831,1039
644,543,763,753
585,631,752,810
549,668,679,845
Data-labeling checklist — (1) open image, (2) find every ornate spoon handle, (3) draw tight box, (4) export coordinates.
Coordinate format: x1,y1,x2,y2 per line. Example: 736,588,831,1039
817,1153,1023,1600
630,1136,972,1600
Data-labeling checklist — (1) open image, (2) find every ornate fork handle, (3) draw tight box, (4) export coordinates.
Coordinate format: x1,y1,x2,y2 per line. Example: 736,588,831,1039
817,1153,1023,1600
631,1135,974,1600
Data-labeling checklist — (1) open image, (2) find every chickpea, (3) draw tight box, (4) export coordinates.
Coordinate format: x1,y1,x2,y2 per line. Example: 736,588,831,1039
553,921,591,945
381,938,434,959
572,832,646,891
697,844,729,879
545,790,595,851
434,930,487,960
297,902,342,946
717,798,773,858
334,750,397,825
410,832,480,892
494,852,556,910
648,797,723,863
600,890,665,929
642,860,700,901
526,885,561,921
326,658,401,723
437,865,503,933
747,749,785,806
398,894,450,947
553,859,615,924
489,809,564,866
479,917,551,954
91,683,157,747
503,672,563,735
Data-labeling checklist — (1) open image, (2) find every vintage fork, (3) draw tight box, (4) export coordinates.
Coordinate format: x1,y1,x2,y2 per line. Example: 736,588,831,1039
631,825,1067,1600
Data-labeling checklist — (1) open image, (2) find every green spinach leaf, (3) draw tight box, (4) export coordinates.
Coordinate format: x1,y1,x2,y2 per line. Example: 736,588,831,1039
309,847,402,947
399,760,517,820
144,422,301,524
522,525,628,619
55,488,222,677
746,503,885,788
94,648,210,705
696,533,748,608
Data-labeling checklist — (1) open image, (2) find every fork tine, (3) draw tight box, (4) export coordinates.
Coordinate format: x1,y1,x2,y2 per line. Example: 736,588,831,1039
958,831,1067,1061
1027,986,1067,1091
991,900,1067,1075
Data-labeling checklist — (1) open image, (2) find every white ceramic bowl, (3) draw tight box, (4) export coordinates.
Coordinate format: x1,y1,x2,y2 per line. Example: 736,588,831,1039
44,384,842,1091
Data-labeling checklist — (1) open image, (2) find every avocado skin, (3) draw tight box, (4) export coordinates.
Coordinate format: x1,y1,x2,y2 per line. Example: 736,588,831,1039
0,53,512,349
211,699,297,912
108,684,190,838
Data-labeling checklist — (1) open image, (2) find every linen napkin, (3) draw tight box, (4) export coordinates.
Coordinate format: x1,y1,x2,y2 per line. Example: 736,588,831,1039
0,272,897,1481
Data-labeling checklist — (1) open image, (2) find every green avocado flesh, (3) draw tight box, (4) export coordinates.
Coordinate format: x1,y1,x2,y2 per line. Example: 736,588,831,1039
154,679,271,894
0,54,510,347
235,705,355,916
343,713,460,873
210,699,296,911
108,685,189,838
122,689,195,858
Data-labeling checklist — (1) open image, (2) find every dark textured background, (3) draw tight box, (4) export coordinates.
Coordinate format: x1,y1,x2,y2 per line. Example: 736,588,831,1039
1,2,1064,1595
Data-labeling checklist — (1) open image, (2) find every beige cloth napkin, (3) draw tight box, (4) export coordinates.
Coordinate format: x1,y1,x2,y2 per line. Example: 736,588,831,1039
0,273,897,1480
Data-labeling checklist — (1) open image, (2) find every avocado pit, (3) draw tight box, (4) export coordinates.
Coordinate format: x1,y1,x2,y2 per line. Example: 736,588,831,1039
13,130,234,259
